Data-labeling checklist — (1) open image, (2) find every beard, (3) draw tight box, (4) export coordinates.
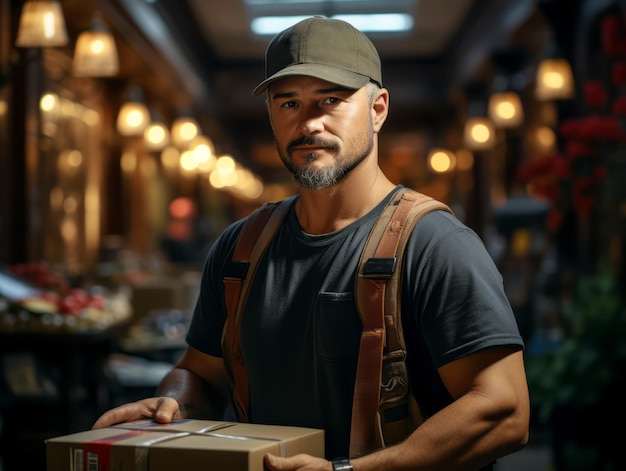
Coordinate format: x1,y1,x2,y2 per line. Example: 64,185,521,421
276,120,374,190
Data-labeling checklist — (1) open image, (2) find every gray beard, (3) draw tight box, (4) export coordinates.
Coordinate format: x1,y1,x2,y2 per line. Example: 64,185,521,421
278,135,374,190
291,151,368,190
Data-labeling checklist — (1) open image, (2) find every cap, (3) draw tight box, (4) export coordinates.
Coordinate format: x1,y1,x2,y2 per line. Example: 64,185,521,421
253,16,382,96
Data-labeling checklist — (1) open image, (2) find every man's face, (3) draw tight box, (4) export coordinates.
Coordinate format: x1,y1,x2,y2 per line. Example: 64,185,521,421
266,76,375,190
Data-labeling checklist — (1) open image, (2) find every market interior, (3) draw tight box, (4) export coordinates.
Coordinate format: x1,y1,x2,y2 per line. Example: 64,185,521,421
1,1,625,470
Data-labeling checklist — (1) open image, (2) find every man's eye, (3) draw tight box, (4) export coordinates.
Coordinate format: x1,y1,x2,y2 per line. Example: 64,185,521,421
281,101,298,109
324,97,340,105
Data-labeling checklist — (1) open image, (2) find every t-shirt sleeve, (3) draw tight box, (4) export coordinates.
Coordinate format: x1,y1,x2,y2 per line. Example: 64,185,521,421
404,210,524,369
185,219,244,358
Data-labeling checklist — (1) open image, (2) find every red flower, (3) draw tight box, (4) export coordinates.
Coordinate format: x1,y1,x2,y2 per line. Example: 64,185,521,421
601,15,619,39
612,62,626,85
583,81,607,108
613,95,626,116
601,15,622,56
516,155,556,182
565,140,594,158
551,154,573,178
583,115,622,140
600,116,623,139
528,177,559,202
617,38,626,58
559,119,584,139
546,209,564,232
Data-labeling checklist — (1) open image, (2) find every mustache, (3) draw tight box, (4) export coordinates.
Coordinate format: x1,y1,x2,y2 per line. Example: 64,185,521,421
287,136,339,155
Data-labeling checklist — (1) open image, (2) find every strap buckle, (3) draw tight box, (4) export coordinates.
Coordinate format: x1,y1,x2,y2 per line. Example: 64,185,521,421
362,257,397,278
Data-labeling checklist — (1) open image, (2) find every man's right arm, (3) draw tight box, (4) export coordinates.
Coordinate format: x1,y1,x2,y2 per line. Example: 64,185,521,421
92,346,231,429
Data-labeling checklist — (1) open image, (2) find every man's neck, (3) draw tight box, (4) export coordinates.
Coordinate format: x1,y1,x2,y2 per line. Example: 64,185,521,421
294,170,396,235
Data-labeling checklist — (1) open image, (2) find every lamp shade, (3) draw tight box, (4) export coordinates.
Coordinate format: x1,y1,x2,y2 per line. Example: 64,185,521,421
535,58,575,101
16,0,68,47
488,91,524,128
463,117,496,151
73,15,119,77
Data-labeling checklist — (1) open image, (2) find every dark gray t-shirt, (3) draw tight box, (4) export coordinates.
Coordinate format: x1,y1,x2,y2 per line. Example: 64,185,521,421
186,186,523,459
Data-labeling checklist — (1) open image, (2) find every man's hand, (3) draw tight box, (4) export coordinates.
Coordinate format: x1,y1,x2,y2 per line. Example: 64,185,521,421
91,397,181,429
264,453,332,471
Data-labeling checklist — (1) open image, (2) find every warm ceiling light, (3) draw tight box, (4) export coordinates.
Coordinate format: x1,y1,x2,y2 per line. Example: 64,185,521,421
190,135,215,162
117,103,150,136
39,92,61,120
73,13,119,77
427,148,456,173
535,58,575,101
15,0,68,47
116,88,150,136
171,116,199,148
463,117,496,151
488,91,524,129
144,122,170,151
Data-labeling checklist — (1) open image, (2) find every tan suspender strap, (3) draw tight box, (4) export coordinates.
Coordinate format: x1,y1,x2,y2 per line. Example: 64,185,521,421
222,199,291,422
350,188,452,457
350,188,415,457
384,195,453,356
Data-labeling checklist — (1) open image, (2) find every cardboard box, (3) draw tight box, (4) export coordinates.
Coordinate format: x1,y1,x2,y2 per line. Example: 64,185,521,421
46,419,324,471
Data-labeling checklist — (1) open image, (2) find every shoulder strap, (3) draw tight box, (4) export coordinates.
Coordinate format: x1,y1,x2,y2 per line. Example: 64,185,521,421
221,198,292,421
349,187,452,457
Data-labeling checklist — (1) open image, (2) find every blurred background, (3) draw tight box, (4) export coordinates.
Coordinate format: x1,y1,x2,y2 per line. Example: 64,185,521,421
1,0,625,469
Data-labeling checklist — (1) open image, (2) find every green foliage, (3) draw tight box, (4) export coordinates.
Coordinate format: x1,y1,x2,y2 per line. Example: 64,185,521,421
526,273,626,423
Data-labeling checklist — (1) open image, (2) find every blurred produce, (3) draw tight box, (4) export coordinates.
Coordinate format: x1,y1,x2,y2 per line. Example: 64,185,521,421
0,261,132,333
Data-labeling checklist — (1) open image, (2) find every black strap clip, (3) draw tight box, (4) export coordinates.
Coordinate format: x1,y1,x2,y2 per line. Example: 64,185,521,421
363,257,397,278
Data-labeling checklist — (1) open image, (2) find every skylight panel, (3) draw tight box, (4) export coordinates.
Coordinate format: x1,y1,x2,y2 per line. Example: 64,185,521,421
246,0,416,35
251,13,413,35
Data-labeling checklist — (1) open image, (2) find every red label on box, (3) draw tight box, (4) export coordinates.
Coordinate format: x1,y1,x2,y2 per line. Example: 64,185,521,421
83,431,151,471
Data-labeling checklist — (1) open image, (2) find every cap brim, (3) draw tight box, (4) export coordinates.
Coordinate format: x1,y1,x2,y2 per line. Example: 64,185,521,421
253,63,371,96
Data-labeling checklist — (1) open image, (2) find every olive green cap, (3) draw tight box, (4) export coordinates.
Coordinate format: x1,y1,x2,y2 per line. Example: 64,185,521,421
253,16,382,96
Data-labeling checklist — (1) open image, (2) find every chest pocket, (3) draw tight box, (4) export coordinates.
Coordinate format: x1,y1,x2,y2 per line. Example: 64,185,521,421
316,291,362,361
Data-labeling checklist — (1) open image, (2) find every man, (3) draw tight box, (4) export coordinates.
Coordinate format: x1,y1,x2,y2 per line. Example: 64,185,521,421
94,16,530,471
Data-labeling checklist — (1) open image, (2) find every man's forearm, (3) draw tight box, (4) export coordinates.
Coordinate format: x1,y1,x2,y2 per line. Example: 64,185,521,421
156,367,230,420
350,389,528,471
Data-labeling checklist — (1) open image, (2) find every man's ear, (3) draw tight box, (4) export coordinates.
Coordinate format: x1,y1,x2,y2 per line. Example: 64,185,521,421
372,88,389,132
